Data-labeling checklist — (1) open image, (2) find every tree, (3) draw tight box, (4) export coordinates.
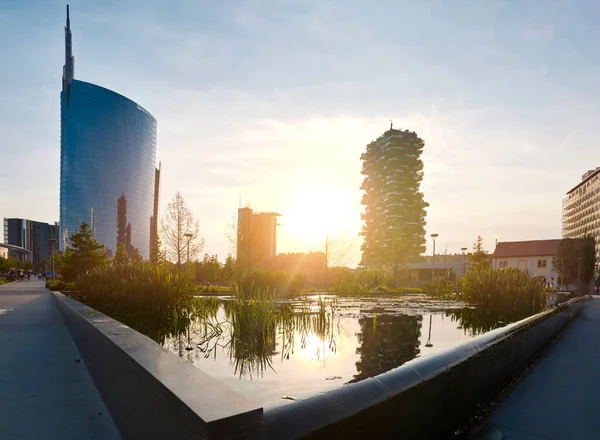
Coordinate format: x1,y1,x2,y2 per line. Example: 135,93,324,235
150,235,167,266
161,192,205,266
222,254,236,285
113,242,130,267
323,232,352,270
21,260,34,271
130,248,144,266
195,254,221,284
359,127,428,285
61,222,108,282
467,236,491,272
553,236,595,286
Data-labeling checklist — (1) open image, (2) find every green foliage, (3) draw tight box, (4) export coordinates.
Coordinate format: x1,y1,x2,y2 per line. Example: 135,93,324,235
21,260,33,271
359,128,428,284
61,222,108,282
113,242,130,267
467,235,491,272
75,262,195,313
195,254,221,284
426,267,545,311
0,256,20,271
46,280,76,291
195,285,231,294
236,270,300,298
221,254,236,285
553,236,595,285
150,235,167,266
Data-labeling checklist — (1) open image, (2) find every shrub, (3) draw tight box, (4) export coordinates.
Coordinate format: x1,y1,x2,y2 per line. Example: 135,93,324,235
75,263,195,314
46,280,76,291
237,270,299,298
426,268,545,312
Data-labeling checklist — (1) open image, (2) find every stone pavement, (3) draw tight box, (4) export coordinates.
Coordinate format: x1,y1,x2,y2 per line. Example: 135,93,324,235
477,297,600,440
0,280,121,439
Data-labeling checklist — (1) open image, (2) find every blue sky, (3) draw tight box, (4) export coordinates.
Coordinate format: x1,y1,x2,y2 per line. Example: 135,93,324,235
2,0,600,266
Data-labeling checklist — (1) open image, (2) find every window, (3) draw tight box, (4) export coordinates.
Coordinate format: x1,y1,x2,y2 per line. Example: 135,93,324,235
542,260,547,268
537,260,542,268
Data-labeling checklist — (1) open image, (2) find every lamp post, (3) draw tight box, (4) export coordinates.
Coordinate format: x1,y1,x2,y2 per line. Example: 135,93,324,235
577,257,582,283
184,233,193,264
431,233,439,281
461,247,467,277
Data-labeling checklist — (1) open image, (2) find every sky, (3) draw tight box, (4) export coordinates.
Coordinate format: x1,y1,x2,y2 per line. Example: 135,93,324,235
2,0,600,267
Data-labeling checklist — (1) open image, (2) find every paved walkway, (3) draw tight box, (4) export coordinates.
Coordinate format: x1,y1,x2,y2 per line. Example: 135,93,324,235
0,280,121,439
478,297,600,440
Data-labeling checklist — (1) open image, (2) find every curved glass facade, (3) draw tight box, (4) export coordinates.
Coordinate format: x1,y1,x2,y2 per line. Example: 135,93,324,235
60,80,157,257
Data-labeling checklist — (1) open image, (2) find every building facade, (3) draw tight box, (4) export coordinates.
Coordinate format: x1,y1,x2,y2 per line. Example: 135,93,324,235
3,218,59,269
563,168,600,260
237,207,280,272
492,240,561,284
59,6,157,258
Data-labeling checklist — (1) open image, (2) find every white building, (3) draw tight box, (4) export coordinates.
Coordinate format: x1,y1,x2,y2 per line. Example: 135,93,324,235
0,247,7,259
563,168,600,261
492,239,561,284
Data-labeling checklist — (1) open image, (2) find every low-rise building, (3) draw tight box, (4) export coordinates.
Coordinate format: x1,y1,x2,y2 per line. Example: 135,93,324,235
492,239,561,284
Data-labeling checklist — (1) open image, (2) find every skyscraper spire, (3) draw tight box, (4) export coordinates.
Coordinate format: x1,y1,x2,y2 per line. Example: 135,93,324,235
62,4,75,92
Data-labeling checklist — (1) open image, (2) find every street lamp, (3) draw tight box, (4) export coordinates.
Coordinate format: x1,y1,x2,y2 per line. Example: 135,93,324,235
431,233,439,281
461,247,468,277
184,233,193,264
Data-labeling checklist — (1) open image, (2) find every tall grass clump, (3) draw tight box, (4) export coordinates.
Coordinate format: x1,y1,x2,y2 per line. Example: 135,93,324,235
237,270,301,298
426,268,545,312
76,263,195,314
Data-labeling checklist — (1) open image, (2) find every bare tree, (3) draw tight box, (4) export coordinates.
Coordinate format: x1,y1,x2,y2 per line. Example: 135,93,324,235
323,232,352,270
161,192,205,265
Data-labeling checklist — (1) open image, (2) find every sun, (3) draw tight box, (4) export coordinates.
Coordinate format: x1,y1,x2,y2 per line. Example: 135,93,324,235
280,183,357,250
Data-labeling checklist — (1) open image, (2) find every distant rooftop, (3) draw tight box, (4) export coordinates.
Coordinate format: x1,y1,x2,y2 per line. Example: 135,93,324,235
493,240,561,258
566,167,600,195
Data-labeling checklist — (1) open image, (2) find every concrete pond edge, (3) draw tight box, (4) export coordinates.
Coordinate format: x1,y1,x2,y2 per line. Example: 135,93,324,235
53,291,263,440
262,296,590,440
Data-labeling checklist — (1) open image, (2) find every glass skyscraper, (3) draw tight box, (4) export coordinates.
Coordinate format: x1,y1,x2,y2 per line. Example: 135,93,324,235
60,6,158,258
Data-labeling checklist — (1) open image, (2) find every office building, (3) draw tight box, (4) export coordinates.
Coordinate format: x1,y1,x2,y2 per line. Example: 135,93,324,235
562,168,600,260
237,207,280,272
59,6,157,257
3,218,59,269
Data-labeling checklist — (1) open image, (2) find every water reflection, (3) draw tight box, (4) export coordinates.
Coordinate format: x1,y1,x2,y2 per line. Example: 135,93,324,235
446,306,533,336
111,296,535,403
352,314,422,382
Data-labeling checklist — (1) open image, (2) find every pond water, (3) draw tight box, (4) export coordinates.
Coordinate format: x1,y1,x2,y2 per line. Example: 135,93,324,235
159,295,533,408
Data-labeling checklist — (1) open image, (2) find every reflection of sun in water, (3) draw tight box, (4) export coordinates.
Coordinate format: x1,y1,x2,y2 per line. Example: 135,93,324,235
282,184,356,248
298,333,335,365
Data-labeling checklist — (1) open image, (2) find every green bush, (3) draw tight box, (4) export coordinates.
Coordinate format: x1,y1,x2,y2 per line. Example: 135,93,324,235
425,268,545,312
237,270,299,298
398,287,422,294
75,263,195,314
46,280,76,291
195,285,232,294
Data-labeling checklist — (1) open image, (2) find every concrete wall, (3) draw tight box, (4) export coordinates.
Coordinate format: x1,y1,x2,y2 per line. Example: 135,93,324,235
263,298,588,440
54,292,262,440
